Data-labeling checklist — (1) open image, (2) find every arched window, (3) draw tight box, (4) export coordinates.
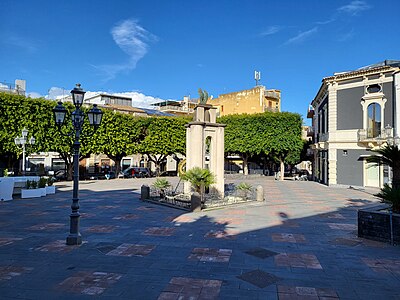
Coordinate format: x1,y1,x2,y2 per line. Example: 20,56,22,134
367,103,381,138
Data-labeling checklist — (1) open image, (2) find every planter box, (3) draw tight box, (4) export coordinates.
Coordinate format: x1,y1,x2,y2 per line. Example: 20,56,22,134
39,188,46,196
358,204,400,244
21,189,42,199
45,186,56,194
0,178,14,201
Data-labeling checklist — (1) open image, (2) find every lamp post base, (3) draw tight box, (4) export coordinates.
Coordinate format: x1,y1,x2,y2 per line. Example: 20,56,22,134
66,234,82,245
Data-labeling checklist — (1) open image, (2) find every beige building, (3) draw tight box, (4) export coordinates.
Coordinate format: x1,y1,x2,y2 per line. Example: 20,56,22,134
207,86,281,116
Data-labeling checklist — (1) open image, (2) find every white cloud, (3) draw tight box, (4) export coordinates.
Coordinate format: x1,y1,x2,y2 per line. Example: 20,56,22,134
5,34,37,53
284,27,318,45
27,92,42,98
43,86,170,109
46,87,70,100
337,28,355,42
92,19,158,81
338,1,371,16
260,25,281,36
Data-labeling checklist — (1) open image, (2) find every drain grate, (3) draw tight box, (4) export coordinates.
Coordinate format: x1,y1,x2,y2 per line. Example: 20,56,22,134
237,269,281,288
244,247,278,259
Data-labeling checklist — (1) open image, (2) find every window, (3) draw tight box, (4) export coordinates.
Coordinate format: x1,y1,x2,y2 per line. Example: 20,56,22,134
367,103,381,138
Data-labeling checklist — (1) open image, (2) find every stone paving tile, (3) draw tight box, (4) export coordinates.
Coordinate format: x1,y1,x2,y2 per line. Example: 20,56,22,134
26,223,66,231
275,253,322,269
35,240,85,253
25,211,50,216
84,225,119,233
272,233,307,243
143,227,176,236
112,213,140,220
0,266,34,280
238,269,282,288
362,258,400,274
281,220,300,227
329,237,362,247
97,205,120,209
106,243,156,257
79,212,96,218
188,248,232,263
245,247,279,259
277,285,339,299
319,213,345,219
136,206,157,211
214,217,243,225
0,237,23,247
327,223,357,230
172,215,194,223
57,271,122,295
204,229,237,239
158,277,222,300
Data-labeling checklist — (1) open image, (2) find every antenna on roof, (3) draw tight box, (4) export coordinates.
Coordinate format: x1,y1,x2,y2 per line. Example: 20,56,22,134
255,71,261,86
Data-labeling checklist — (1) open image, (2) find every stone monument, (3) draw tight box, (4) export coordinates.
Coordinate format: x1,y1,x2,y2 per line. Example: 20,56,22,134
184,104,225,196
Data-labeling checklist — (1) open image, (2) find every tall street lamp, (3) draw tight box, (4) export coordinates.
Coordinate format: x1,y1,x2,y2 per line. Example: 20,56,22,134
14,128,35,175
53,84,103,245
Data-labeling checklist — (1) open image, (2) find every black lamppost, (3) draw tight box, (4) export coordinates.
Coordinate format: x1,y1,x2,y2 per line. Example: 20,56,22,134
53,84,103,245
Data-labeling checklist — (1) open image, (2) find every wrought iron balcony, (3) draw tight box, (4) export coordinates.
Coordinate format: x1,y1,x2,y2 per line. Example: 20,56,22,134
318,132,328,142
357,128,392,143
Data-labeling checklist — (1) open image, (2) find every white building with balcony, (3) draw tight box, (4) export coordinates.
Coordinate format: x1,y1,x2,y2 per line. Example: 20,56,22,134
308,60,400,188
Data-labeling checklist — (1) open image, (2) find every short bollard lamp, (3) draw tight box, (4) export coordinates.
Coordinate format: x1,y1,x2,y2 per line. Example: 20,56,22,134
53,84,103,245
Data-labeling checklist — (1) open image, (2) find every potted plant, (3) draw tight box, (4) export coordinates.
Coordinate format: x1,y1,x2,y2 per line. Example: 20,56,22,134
45,177,56,194
21,180,42,199
38,177,47,196
181,167,216,211
152,178,171,200
235,182,252,200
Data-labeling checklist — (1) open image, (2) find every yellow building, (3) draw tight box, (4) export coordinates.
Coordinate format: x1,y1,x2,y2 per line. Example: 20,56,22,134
208,86,281,116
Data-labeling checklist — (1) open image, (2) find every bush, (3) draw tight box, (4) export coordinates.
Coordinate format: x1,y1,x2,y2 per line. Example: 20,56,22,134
38,177,47,188
152,178,171,199
47,177,54,186
375,184,400,213
180,167,216,194
235,182,252,191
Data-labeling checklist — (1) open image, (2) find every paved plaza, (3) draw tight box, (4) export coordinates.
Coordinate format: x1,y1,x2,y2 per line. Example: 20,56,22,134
0,177,399,299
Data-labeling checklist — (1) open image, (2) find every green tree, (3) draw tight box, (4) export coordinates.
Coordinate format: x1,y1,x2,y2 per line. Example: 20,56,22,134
219,112,303,178
88,111,147,175
266,112,303,180
139,116,188,176
219,113,265,175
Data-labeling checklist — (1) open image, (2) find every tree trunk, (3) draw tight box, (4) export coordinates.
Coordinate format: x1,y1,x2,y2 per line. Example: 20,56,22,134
67,163,73,181
243,154,249,175
392,163,400,189
279,159,284,181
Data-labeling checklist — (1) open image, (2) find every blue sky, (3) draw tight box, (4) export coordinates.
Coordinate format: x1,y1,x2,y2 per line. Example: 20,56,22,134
1,0,399,123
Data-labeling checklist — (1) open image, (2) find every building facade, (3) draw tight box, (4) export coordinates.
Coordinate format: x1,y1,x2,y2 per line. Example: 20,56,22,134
208,86,281,116
308,60,400,188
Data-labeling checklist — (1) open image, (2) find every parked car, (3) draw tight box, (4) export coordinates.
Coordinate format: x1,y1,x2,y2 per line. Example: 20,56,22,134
159,170,178,177
121,167,152,178
54,169,67,181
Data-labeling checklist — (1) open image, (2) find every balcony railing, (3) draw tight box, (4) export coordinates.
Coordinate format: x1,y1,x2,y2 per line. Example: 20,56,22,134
156,105,194,113
263,106,279,112
357,128,392,142
264,91,279,99
318,132,328,142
